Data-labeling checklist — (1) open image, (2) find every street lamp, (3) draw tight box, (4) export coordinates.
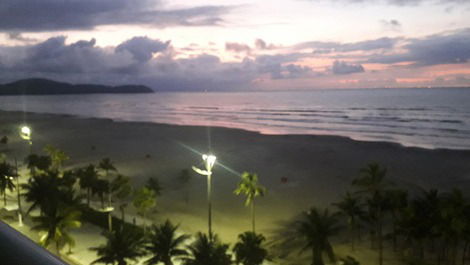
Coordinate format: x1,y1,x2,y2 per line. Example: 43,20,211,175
192,154,216,237
19,125,32,154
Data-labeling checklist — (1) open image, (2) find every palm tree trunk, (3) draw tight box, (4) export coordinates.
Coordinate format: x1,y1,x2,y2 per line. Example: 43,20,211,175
56,241,60,257
378,212,383,265
120,205,125,222
143,211,147,235
313,247,323,265
3,191,7,206
251,200,256,233
87,188,90,206
350,225,355,251
108,212,112,232
462,240,468,265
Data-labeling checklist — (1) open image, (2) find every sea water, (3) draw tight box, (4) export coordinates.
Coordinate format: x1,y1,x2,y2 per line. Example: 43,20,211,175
1,88,469,150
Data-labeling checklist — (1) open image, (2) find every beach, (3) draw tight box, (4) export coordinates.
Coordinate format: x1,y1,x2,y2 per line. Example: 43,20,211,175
1,110,470,264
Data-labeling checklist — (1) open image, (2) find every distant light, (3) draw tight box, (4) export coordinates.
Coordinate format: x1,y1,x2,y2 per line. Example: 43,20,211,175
20,126,31,141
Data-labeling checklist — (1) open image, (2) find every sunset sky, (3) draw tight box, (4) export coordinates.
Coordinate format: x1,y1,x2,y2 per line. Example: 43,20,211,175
0,0,470,90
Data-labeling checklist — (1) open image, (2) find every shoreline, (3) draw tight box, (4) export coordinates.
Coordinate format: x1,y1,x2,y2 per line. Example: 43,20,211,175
2,109,469,153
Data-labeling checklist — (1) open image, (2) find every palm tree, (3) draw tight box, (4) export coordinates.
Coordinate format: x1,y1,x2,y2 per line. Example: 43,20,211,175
24,154,52,174
31,205,81,256
296,207,342,265
99,158,117,177
234,172,266,232
182,232,232,265
352,163,388,195
91,225,146,265
385,188,408,251
77,164,99,206
111,174,133,222
333,192,365,251
0,161,15,206
133,187,157,234
146,177,162,196
145,220,190,265
233,232,268,265
22,171,61,214
99,158,117,231
44,145,69,170
92,179,110,209
352,162,390,265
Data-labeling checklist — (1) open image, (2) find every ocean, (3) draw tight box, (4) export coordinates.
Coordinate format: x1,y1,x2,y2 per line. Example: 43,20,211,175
1,88,470,150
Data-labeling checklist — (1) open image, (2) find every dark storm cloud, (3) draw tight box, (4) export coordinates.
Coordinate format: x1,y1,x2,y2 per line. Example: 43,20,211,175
116,37,170,62
367,28,470,65
0,36,257,90
331,60,365,75
0,0,233,31
254,54,313,79
296,37,398,53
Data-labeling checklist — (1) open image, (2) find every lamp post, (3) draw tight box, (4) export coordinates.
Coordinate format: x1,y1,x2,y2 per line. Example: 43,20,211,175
192,154,216,238
19,125,32,155
17,125,31,227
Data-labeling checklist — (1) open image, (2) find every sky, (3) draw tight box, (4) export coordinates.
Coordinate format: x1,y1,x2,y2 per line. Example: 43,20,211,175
0,0,470,91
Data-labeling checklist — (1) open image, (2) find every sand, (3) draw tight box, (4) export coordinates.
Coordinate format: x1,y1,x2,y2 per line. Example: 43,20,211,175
1,110,470,265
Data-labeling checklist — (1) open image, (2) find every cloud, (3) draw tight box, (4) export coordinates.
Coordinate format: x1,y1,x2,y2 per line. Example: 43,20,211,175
255,39,279,50
308,0,470,6
296,37,398,53
331,60,365,75
0,0,233,31
225,42,251,53
367,28,470,65
6,32,37,43
116,37,170,62
380,19,402,31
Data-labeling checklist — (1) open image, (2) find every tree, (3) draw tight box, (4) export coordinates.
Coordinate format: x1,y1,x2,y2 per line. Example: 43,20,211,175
133,187,157,234
0,136,8,145
92,179,110,209
385,188,408,251
234,172,266,232
31,205,81,256
22,170,82,215
182,232,232,265
333,192,365,251
99,158,117,231
44,145,69,170
99,158,117,177
111,174,133,222
0,161,15,206
145,220,190,265
233,232,268,265
352,162,390,265
91,226,146,265
146,177,162,196
24,154,52,174
296,207,342,265
77,164,99,206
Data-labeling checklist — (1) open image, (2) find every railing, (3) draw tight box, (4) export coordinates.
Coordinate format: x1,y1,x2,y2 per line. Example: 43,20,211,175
0,221,69,265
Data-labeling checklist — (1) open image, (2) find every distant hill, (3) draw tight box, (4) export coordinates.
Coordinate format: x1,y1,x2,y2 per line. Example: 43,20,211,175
0,78,154,95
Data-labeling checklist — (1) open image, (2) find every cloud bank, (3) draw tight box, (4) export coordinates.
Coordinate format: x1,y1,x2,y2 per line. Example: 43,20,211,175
0,0,233,31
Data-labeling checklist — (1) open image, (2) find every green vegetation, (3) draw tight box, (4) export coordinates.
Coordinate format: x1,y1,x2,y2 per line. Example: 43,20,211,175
145,220,189,265
3,135,470,265
234,172,266,233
